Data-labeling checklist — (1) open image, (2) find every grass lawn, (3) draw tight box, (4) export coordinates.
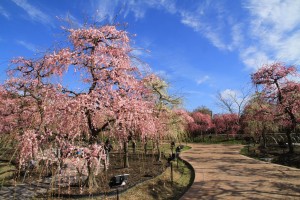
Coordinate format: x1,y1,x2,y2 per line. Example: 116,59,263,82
240,144,300,169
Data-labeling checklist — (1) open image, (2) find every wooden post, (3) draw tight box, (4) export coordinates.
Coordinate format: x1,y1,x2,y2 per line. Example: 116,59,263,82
117,188,119,200
171,162,173,186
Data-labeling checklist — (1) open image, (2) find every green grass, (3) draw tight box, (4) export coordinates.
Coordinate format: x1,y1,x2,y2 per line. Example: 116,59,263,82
181,146,191,151
186,136,244,145
107,158,193,200
240,145,300,169
0,162,16,187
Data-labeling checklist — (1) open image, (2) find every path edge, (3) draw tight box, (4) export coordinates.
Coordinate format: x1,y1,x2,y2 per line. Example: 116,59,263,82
177,147,196,200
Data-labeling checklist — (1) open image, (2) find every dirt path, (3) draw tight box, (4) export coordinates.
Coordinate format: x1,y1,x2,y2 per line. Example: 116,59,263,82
180,144,300,200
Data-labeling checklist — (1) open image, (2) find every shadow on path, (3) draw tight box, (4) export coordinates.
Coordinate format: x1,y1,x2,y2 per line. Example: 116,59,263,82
180,144,300,200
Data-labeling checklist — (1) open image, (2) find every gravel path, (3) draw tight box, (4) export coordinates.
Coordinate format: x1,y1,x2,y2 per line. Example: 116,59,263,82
180,144,300,200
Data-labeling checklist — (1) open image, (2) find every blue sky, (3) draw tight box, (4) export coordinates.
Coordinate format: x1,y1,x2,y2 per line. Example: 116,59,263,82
1,0,300,114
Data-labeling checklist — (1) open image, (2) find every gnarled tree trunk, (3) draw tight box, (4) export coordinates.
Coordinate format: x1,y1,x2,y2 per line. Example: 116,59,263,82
85,160,98,190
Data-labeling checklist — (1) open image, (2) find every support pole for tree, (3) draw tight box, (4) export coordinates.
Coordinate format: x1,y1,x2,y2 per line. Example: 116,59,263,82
156,140,161,162
144,142,147,155
117,188,119,200
171,162,173,186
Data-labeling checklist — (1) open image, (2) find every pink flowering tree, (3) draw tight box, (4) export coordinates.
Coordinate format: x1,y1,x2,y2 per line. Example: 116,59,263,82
213,113,240,139
1,24,161,189
173,109,194,138
251,63,300,153
188,112,213,140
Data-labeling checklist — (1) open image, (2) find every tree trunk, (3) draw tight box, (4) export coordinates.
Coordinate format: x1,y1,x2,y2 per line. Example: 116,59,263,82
144,142,147,155
286,129,294,153
132,140,136,154
86,160,98,190
152,140,155,154
156,140,161,162
262,128,267,148
123,141,129,168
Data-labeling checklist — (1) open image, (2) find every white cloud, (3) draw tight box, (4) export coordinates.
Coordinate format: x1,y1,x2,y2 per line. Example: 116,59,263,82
94,0,120,22
179,6,230,51
0,5,10,19
93,0,177,22
178,0,300,69
91,0,300,70
180,11,201,31
220,89,239,99
196,75,210,84
275,30,300,65
178,2,245,52
16,40,37,52
244,0,300,68
155,70,171,79
228,23,243,51
92,1,234,51
58,12,82,28
240,46,273,70
246,0,300,34
131,49,144,57
11,0,53,26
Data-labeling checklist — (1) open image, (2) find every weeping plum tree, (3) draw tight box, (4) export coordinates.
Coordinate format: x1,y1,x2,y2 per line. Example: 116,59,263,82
0,24,162,189
241,95,278,148
251,63,300,153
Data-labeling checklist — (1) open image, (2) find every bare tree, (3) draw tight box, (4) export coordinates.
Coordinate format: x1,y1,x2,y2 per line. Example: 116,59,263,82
216,86,253,118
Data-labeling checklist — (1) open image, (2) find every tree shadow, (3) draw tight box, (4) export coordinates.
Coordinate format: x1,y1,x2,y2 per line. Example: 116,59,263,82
181,144,300,199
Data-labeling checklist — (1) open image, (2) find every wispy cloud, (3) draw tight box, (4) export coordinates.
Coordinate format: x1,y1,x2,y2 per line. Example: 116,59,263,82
58,12,82,28
196,75,210,84
16,40,37,52
93,0,120,22
178,2,246,52
0,5,10,19
91,1,233,51
178,0,300,69
243,0,300,68
92,0,177,22
90,0,300,70
240,46,273,70
11,0,53,26
220,89,239,99
155,70,171,79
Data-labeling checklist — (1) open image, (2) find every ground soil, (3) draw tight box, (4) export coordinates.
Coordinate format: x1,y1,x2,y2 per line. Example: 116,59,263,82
40,152,168,198
1,143,193,199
